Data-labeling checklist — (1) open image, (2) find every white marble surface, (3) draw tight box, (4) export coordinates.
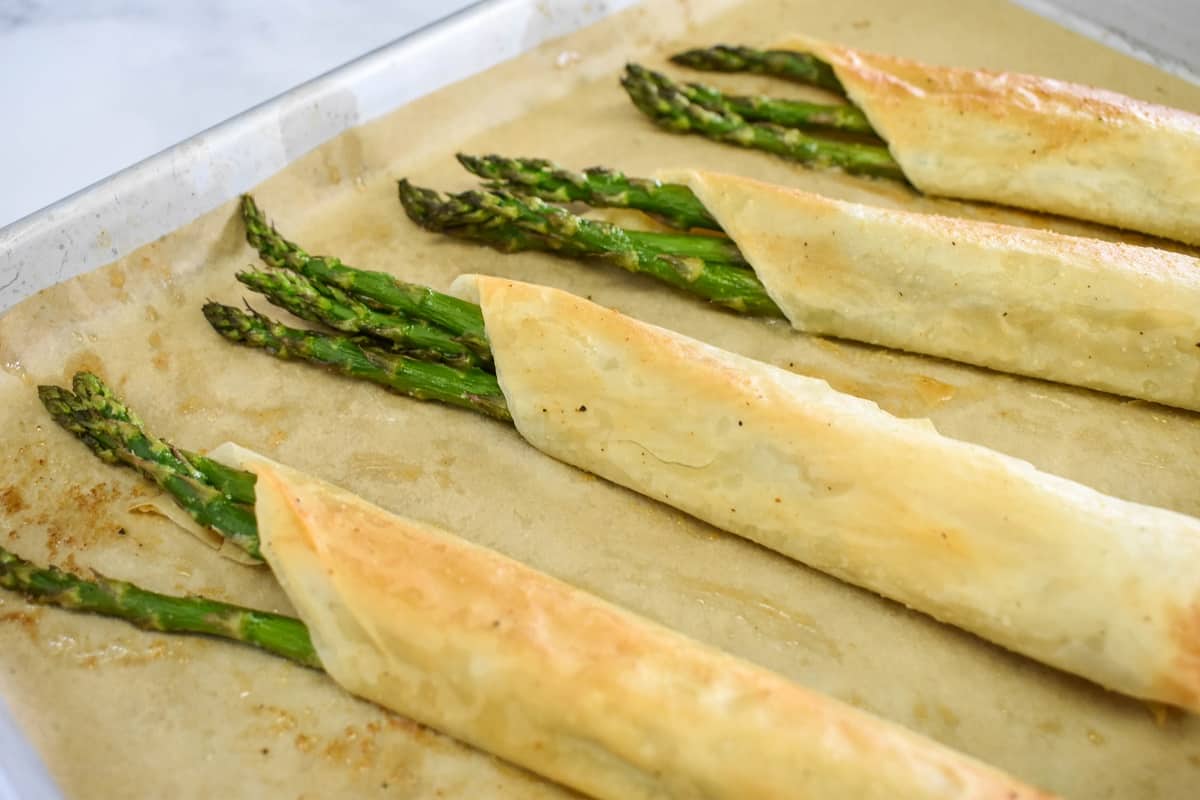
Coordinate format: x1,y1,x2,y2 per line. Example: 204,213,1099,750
1,0,1197,230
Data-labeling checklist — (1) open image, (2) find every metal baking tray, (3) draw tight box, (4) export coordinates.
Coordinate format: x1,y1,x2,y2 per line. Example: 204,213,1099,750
0,0,1191,796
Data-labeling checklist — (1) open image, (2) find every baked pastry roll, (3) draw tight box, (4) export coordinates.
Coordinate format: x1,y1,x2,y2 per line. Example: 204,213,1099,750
451,274,1200,712
774,35,1200,244
660,168,1200,411
218,444,1051,800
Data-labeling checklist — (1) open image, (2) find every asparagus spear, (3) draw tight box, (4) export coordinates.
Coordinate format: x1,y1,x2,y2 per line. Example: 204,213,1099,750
398,178,606,264
236,268,489,369
68,371,256,505
46,355,510,576
670,45,845,95
203,302,512,422
240,196,491,359
400,180,783,317
0,545,319,668
39,382,262,559
672,80,875,136
621,64,905,182
403,180,746,267
456,154,720,231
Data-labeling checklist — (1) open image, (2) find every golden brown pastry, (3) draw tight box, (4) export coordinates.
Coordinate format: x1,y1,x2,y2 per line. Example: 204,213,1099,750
776,34,1200,244
451,274,1200,713
214,443,1053,800
660,168,1200,411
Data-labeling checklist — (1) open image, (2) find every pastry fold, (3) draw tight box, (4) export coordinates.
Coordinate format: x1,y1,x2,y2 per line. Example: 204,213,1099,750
212,443,1048,800
659,168,1200,411
774,34,1200,244
452,274,1200,712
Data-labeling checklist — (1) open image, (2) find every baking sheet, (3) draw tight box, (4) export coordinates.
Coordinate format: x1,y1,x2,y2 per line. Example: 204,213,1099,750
2,0,1200,797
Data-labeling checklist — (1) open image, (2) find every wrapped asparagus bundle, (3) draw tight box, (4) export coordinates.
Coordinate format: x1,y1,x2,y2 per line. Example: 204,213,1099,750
405,157,1200,412
660,168,1200,412
626,37,1200,244
20,377,1053,799
450,274,1200,713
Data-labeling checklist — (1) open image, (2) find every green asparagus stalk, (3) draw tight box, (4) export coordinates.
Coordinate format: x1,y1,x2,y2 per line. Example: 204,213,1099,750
0,545,319,668
39,381,262,559
400,180,783,317
177,452,255,507
621,64,905,182
203,302,512,422
670,45,845,95
398,178,604,261
672,80,875,136
68,371,257,505
403,180,747,267
456,154,720,231
236,268,489,369
429,218,595,258
240,196,491,359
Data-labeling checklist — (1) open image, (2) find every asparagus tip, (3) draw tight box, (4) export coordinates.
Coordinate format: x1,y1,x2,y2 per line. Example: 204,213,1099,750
36,384,74,417
240,192,262,216
235,268,277,293
397,178,432,226
239,194,266,232
455,152,483,171
398,179,466,231
71,370,119,407
203,301,287,355
202,300,246,335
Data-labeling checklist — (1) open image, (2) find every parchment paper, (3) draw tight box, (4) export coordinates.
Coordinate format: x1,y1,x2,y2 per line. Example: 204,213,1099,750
3,0,1200,797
